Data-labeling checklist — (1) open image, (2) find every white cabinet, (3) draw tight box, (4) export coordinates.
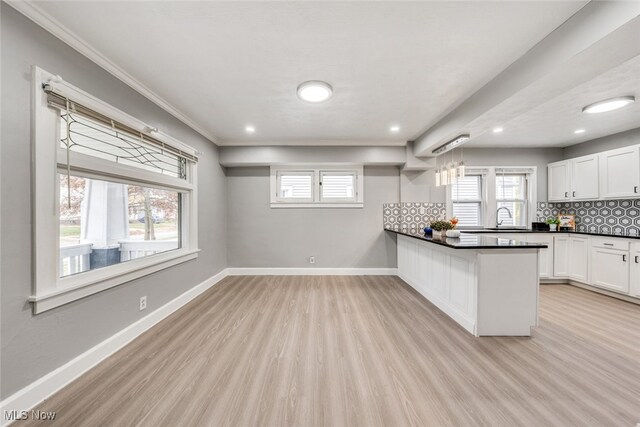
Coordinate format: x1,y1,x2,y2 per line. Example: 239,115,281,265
548,156,599,202
631,246,640,298
590,246,630,293
553,236,570,277
599,145,640,199
548,161,571,202
568,236,589,283
571,155,599,200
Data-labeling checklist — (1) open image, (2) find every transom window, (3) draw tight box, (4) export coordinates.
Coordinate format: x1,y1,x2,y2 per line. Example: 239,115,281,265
271,165,363,208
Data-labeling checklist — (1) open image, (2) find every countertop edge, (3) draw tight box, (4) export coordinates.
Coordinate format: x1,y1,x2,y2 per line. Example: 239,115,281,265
385,229,548,250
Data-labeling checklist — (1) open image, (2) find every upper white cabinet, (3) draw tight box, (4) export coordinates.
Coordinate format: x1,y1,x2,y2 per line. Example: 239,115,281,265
571,155,599,200
599,145,640,199
548,155,599,202
548,161,571,202
548,144,640,202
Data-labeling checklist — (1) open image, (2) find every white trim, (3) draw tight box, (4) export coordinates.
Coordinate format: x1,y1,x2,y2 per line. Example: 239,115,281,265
6,1,218,146
30,250,200,314
0,269,229,427
226,268,398,276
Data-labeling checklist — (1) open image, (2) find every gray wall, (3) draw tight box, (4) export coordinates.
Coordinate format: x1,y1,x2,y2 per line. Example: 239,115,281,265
226,167,399,268
401,147,563,203
1,5,227,398
563,127,640,159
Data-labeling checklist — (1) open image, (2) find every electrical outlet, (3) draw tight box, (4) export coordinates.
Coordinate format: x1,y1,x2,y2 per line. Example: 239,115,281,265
139,296,147,311
309,256,315,264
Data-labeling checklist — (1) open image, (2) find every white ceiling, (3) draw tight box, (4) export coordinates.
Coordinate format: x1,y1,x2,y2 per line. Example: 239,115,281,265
468,54,640,148
32,1,587,145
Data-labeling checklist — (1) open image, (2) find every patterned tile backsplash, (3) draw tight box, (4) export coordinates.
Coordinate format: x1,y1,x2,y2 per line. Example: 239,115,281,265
384,200,640,237
383,202,446,233
536,200,640,237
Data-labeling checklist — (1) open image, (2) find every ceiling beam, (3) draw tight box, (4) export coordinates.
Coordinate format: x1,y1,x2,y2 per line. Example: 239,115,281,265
413,1,640,157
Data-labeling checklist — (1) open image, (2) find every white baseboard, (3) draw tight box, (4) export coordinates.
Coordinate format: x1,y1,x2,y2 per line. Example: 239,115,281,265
226,267,398,276
0,269,229,426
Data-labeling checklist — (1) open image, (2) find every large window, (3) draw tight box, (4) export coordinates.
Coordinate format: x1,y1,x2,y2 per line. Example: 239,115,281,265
451,175,483,227
447,167,535,229
496,173,528,227
32,67,199,313
271,165,363,208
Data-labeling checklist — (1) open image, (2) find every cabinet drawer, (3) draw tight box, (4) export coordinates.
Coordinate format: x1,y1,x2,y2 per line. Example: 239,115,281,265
591,238,629,251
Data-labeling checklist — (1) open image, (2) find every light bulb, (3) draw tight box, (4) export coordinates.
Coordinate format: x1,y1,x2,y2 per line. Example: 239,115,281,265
457,162,466,179
435,169,441,187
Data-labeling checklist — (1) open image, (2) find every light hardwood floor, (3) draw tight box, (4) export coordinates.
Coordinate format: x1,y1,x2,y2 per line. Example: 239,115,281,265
24,277,640,426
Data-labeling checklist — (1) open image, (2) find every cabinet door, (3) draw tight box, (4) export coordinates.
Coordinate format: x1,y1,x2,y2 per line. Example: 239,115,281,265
548,161,571,202
599,146,640,199
553,236,570,277
590,247,630,293
571,155,599,200
568,237,589,283
631,251,640,298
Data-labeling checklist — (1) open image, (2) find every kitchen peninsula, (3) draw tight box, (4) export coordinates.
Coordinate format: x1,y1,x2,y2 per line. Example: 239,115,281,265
388,230,547,337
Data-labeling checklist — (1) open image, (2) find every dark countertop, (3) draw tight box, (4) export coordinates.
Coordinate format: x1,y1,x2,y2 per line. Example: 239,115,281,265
462,229,640,240
386,229,547,249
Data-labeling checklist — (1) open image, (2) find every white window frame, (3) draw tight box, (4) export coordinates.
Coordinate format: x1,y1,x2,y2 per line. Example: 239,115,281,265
450,174,485,229
446,166,536,229
495,172,529,228
270,164,364,208
30,66,199,314
275,170,315,203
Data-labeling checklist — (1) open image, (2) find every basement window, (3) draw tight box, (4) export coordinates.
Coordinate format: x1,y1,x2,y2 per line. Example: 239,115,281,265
271,165,363,208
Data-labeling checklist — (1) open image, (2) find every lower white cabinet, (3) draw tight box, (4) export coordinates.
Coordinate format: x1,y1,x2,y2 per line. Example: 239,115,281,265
568,236,589,282
590,246,630,293
553,236,570,277
631,248,640,298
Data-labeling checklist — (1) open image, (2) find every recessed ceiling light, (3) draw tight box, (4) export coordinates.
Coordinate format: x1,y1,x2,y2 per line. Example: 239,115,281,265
582,96,635,114
574,129,585,134
390,125,400,133
493,127,504,133
245,125,255,133
297,80,333,103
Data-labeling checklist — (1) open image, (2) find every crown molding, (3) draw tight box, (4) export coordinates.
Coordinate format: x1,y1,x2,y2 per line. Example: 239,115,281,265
7,0,220,145
218,139,407,147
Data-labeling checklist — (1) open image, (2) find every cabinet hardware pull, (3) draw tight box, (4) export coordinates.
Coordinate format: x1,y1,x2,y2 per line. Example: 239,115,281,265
623,255,627,262
572,191,576,197
636,256,639,264
603,243,614,246
635,186,638,193
565,192,568,198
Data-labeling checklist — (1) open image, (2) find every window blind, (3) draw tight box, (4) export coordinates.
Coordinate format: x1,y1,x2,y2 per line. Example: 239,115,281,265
321,173,355,199
279,174,313,198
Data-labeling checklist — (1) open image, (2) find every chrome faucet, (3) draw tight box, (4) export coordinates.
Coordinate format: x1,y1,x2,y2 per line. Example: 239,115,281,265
496,206,513,228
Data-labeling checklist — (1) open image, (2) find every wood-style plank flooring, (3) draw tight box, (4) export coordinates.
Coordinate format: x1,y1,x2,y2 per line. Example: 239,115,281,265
25,277,640,426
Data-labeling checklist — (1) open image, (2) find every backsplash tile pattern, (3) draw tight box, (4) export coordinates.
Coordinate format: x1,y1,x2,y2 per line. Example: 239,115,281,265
383,202,446,233
536,200,640,237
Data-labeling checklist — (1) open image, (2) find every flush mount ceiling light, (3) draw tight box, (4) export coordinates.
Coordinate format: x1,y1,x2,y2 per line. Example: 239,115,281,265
297,80,333,103
432,134,470,155
582,96,635,114
574,129,585,134
245,125,255,133
493,127,504,133
390,125,400,133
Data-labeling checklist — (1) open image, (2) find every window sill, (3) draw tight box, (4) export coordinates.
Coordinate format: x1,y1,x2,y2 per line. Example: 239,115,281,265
270,202,363,209
29,248,199,314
